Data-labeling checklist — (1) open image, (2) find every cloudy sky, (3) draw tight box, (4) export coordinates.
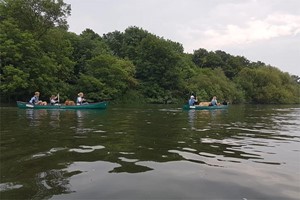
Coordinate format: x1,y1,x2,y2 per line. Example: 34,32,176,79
65,0,300,76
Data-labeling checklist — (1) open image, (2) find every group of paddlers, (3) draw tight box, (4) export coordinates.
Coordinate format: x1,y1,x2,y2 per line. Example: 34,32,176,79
29,91,87,106
188,95,228,106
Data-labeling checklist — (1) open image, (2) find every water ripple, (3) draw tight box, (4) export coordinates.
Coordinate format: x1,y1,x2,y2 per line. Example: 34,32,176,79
69,145,105,153
0,182,23,192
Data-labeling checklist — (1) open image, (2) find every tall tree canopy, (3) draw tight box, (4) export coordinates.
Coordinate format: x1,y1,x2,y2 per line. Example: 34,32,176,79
1,0,70,38
1,0,299,104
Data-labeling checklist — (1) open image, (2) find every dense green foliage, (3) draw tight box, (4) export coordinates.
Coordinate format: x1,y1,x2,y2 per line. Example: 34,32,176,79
1,0,299,104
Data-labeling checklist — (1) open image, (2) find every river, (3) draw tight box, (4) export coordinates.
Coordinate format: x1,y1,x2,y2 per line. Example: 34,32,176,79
0,104,299,199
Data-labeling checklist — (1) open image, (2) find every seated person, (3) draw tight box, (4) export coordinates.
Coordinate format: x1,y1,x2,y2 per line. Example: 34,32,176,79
29,91,47,105
76,92,87,105
50,95,58,105
188,95,197,106
210,96,218,106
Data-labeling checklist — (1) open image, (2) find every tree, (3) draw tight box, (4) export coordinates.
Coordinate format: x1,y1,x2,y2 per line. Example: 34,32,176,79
0,17,41,100
0,0,74,101
77,54,137,100
1,0,71,38
0,65,29,101
121,26,149,61
235,66,300,104
192,48,208,68
134,35,184,102
69,29,111,77
103,27,194,103
1,0,299,107
186,68,243,103
103,30,125,57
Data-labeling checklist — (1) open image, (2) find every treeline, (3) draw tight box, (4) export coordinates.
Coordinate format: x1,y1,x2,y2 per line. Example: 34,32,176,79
1,0,299,104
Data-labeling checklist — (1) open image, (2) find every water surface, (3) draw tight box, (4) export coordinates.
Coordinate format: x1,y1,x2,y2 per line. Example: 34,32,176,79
0,104,299,199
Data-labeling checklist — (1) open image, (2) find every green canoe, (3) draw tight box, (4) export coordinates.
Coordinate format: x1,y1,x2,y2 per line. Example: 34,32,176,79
17,101,108,110
183,104,228,110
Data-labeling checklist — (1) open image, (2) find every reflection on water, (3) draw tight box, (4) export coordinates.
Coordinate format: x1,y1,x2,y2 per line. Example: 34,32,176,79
187,109,228,131
24,109,106,133
0,105,300,199
26,109,48,127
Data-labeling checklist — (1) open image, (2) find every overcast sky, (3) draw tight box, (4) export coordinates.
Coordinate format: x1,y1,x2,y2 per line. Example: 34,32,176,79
65,0,300,76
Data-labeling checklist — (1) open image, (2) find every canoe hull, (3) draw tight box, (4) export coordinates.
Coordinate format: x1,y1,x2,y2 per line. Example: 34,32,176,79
183,104,228,110
17,101,108,109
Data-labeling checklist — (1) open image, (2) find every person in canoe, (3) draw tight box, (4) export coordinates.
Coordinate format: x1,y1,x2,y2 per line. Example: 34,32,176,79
50,95,59,105
29,91,47,105
188,95,198,106
76,92,88,105
209,96,218,106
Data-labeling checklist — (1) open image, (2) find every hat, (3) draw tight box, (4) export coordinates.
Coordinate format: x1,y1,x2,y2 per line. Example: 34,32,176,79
190,95,195,99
